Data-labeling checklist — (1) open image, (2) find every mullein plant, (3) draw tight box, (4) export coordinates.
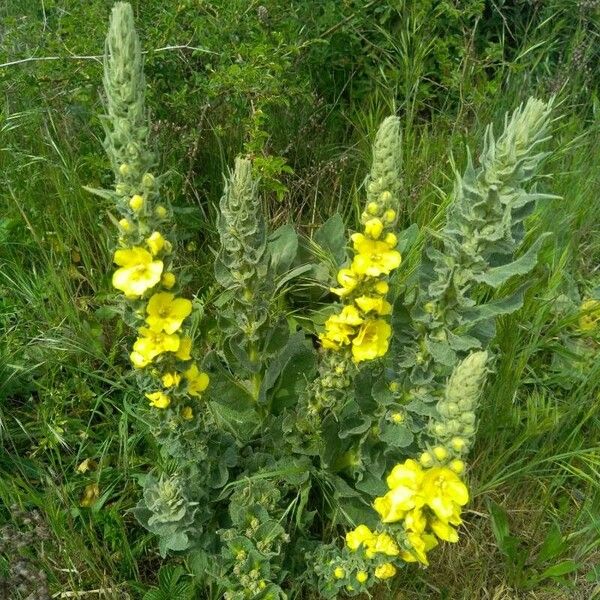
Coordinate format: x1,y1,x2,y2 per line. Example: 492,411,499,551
102,2,209,418
96,2,216,555
310,100,555,597
93,4,556,598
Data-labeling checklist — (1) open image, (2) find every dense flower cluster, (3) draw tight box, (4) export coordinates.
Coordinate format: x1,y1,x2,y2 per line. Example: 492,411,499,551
111,169,209,415
339,458,469,586
319,198,401,363
373,459,468,565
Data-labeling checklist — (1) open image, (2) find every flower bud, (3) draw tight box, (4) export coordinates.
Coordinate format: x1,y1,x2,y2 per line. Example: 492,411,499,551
119,163,131,176
364,218,384,239
380,191,392,204
129,194,144,211
154,205,168,218
115,183,128,196
462,424,476,436
118,218,133,232
419,451,433,467
450,437,466,452
424,301,436,314
383,208,396,223
458,398,473,411
356,571,368,584
433,423,446,437
389,381,400,392
161,272,176,289
461,412,476,425
367,201,380,215
433,446,448,461
390,412,404,424
445,402,460,417
447,419,461,434
142,173,155,188
449,459,465,474
384,232,397,247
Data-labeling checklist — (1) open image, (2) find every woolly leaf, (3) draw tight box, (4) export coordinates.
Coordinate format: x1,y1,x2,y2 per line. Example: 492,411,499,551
269,224,298,276
378,421,414,448
314,213,347,265
474,233,551,288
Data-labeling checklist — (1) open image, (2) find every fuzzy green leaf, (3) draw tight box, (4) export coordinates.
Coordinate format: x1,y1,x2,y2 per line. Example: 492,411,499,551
269,224,298,276
314,213,347,265
474,233,550,288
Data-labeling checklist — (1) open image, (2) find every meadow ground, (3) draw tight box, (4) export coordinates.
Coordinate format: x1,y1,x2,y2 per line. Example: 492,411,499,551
1,1,599,599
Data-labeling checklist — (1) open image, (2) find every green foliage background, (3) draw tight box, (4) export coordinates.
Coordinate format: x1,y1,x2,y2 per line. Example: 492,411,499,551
0,0,599,598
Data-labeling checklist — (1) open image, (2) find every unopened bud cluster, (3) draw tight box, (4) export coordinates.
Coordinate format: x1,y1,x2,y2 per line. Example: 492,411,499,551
427,351,488,460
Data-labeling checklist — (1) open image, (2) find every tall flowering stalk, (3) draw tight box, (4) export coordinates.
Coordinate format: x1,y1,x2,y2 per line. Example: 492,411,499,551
103,2,209,419
310,117,402,420
215,156,271,400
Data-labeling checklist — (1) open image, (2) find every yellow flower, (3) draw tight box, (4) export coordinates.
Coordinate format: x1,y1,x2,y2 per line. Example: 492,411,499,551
354,295,392,315
373,280,389,295
145,292,192,334
161,272,176,289
319,305,364,349
146,231,167,255
146,391,171,409
374,563,396,580
404,507,427,534
430,518,459,543
370,533,400,557
374,484,420,524
184,364,210,397
129,194,144,211
345,525,376,551
76,458,97,474
386,459,424,489
352,318,391,363
162,372,181,388
400,532,438,565
356,571,368,584
579,299,600,332
130,327,180,367
374,460,426,523
112,247,163,298
176,336,193,360
364,218,384,239
421,467,469,523
330,268,360,297
333,567,345,579
181,406,194,420
351,234,401,277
